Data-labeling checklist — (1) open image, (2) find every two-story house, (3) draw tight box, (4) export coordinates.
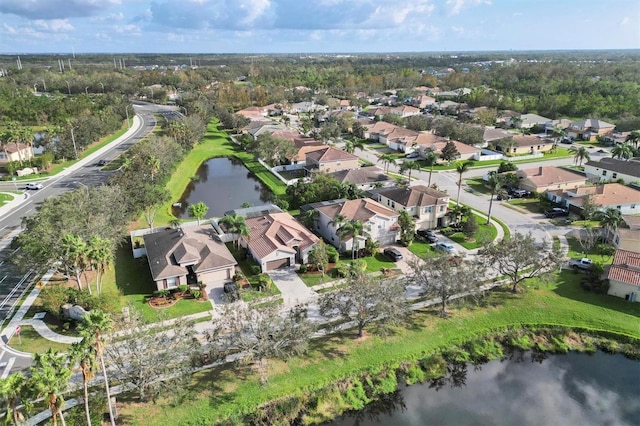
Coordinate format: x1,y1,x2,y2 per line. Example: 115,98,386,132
547,183,640,216
567,119,615,141
373,185,450,230
0,143,35,170
583,158,640,184
305,147,359,173
312,198,400,253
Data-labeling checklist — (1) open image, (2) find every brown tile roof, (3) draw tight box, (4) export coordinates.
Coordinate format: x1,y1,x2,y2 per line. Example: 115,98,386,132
5,143,31,154
330,166,392,186
571,118,615,131
306,147,359,163
569,183,640,207
271,129,304,141
622,215,640,230
143,226,237,281
616,228,640,245
315,198,399,223
293,145,325,163
377,185,449,207
421,139,480,155
243,212,318,260
607,249,640,286
512,134,554,147
364,121,398,133
518,166,587,188
483,127,513,142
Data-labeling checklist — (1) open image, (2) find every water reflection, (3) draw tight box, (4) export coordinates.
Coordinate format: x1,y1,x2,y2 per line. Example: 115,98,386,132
172,157,274,218
329,352,640,426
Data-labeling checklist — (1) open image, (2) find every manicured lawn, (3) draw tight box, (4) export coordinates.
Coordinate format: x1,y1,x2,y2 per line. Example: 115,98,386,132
446,217,498,249
297,254,395,287
118,270,640,425
408,240,436,258
566,237,615,265
465,178,492,195
364,252,399,272
0,192,14,206
507,198,543,214
8,326,70,353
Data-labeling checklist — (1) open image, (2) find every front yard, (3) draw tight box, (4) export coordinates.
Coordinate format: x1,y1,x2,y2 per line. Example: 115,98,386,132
297,253,398,287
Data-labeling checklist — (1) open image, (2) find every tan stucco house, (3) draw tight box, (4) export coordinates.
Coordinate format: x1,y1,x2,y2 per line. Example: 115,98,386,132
306,147,359,173
607,249,640,302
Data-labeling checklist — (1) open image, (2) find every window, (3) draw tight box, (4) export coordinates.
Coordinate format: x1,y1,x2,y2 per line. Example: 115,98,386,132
617,206,621,210
424,206,432,213
391,202,395,208
602,171,607,176
612,173,617,179
166,277,177,288
632,204,636,209
439,206,445,212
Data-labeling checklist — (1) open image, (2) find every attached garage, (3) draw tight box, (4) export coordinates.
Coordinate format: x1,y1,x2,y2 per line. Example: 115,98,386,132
266,258,291,271
197,267,233,284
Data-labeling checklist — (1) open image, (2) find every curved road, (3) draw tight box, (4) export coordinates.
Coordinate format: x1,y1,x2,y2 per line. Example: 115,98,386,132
0,102,173,374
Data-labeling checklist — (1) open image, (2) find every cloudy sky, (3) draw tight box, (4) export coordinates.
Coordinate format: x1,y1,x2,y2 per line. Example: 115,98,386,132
0,0,638,53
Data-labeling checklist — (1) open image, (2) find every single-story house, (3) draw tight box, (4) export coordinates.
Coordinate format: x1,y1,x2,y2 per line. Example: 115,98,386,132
373,184,450,230
142,225,238,291
237,106,267,121
518,166,588,193
509,113,551,129
482,127,514,146
380,127,421,152
606,249,640,302
306,147,359,173
0,143,35,169
329,166,394,190
493,134,555,155
583,158,640,184
613,215,640,252
567,118,615,141
362,121,399,141
412,95,436,109
546,183,640,215
242,212,319,271
312,198,400,253
418,137,481,161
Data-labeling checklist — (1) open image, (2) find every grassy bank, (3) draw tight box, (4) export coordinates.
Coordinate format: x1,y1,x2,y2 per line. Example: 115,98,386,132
117,270,640,425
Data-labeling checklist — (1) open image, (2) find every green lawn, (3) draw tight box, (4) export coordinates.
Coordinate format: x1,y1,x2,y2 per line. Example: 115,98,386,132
446,217,498,249
118,270,640,425
8,326,70,353
0,192,14,206
465,178,492,195
298,254,396,287
566,237,615,265
408,240,436,258
507,198,543,214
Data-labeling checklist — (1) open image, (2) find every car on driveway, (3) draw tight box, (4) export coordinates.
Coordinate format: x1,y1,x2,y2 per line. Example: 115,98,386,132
25,182,43,190
417,229,438,243
383,247,403,261
509,188,532,198
544,207,569,218
435,242,456,255
405,152,420,159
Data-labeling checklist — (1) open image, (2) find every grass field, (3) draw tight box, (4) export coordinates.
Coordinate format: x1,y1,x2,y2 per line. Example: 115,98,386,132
117,270,640,425
8,326,70,353
0,192,14,206
297,254,397,287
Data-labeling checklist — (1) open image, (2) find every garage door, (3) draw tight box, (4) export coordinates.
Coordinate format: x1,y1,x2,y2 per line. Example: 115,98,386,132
266,258,290,271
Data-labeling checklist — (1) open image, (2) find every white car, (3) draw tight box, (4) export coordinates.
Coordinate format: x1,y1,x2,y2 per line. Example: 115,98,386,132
435,242,456,254
405,152,420,159
25,182,43,190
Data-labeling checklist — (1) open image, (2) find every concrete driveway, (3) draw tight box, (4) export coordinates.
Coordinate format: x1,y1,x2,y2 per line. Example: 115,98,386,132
267,268,317,307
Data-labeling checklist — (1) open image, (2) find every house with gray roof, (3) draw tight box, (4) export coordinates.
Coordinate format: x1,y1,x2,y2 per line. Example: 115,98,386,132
583,158,640,184
329,166,394,190
568,118,615,141
142,225,237,291
373,184,450,230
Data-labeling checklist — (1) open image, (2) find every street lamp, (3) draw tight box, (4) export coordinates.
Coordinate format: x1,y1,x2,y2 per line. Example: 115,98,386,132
85,86,89,95
70,126,78,159
125,105,132,129
100,82,104,93
41,79,46,92
65,80,71,95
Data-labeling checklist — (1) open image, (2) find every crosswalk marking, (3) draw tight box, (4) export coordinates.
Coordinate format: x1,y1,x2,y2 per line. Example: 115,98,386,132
1,357,15,379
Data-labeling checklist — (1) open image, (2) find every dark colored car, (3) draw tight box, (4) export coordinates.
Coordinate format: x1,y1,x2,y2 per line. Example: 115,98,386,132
510,189,532,198
383,247,403,262
544,207,569,218
417,229,438,243
97,159,107,167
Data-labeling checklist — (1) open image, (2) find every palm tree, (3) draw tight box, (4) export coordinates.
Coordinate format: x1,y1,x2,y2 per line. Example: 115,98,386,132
147,155,160,183
61,234,89,293
595,207,623,242
188,201,209,225
87,236,113,295
29,349,73,426
343,140,355,153
455,160,474,204
610,143,633,160
78,310,116,426
486,173,504,225
0,372,28,425
5,124,24,166
377,153,397,173
569,145,590,167
336,219,364,259
551,125,567,145
399,160,421,181
625,130,640,149
422,151,438,186
70,340,96,426
220,213,249,249
351,139,365,153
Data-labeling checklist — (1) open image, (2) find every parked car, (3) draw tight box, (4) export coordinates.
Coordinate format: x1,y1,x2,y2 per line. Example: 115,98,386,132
405,152,420,159
25,182,43,190
435,242,456,255
417,229,438,243
496,192,512,201
544,207,569,218
568,257,593,270
510,189,532,198
96,159,107,166
383,247,403,261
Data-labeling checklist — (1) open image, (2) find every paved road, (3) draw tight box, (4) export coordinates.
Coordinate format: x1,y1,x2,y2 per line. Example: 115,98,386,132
0,101,174,377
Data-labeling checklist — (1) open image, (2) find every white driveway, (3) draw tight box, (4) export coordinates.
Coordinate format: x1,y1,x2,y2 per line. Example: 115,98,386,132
267,268,317,307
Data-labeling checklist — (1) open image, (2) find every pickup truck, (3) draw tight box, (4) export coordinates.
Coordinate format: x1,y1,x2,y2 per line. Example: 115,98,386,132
568,258,593,270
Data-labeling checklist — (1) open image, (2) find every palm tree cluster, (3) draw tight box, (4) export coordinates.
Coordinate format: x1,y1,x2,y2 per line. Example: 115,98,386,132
0,310,115,426
331,214,365,259
60,234,114,295
219,213,250,249
569,145,590,167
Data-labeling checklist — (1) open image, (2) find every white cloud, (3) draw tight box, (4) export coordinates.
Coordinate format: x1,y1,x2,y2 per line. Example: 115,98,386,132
95,32,111,41
90,12,125,23
114,24,141,35
619,16,629,25
32,19,74,32
238,0,272,25
452,25,464,35
445,0,492,16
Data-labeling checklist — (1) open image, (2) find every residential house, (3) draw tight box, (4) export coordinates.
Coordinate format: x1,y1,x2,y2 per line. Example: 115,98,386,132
495,110,520,125
142,225,238,291
567,119,615,141
237,106,266,121
339,99,352,110
613,215,640,252
241,212,319,271
546,183,640,215
270,129,324,164
493,134,555,155
509,113,550,129
418,136,481,161
373,184,450,230
389,105,421,118
482,127,514,146
606,249,640,302
289,101,317,114
380,127,421,152
244,121,286,139
412,95,436,109
306,147,359,173
329,166,394,190
544,118,573,134
312,198,400,253
583,158,640,184
517,166,588,193
0,143,35,170
602,131,633,146
362,121,398,141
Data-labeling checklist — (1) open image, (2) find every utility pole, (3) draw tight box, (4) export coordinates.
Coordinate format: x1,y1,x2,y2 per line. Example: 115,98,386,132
70,126,78,159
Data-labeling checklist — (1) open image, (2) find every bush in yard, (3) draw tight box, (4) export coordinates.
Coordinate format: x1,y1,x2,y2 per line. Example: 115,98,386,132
191,290,201,299
298,264,308,273
335,263,351,278
257,274,272,291
327,245,339,263
178,284,189,293
250,264,262,275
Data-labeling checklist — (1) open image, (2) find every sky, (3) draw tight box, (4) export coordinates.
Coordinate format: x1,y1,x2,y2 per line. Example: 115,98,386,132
0,0,638,54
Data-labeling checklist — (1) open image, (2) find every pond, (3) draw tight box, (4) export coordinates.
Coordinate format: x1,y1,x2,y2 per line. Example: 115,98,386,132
172,157,274,219
328,351,640,426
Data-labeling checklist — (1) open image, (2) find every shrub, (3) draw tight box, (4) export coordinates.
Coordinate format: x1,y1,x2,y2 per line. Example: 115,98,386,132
178,284,189,293
335,263,351,278
191,290,201,300
250,264,262,275
298,264,308,273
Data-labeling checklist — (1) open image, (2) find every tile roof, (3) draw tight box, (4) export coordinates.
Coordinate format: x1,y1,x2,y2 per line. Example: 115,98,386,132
568,183,640,207
584,158,640,179
364,121,398,133
4,143,31,154
572,118,615,130
143,226,237,281
607,249,640,287
518,166,587,187
511,134,554,147
315,198,399,224
329,166,392,186
377,185,449,207
622,215,640,230
421,139,480,154
519,113,551,125
483,127,513,142
243,212,319,260
306,147,359,163
616,228,640,245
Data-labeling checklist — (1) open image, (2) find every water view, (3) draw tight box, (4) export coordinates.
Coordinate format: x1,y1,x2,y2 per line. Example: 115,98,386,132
172,157,274,219
328,351,640,426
